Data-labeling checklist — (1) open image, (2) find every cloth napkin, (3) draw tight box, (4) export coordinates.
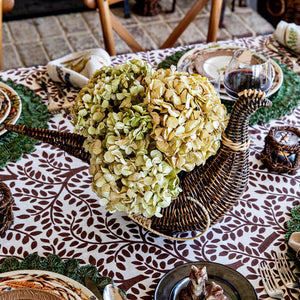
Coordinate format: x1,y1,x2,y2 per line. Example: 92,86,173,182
273,21,300,54
46,48,111,88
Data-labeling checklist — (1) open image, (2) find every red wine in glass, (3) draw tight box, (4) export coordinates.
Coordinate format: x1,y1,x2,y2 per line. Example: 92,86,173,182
224,69,272,99
223,49,273,100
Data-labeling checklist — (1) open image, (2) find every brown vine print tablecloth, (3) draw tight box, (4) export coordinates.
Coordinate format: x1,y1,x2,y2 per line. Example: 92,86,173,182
0,35,299,300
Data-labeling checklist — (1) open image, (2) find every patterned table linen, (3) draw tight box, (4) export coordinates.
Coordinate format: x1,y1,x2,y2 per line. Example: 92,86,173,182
0,35,299,300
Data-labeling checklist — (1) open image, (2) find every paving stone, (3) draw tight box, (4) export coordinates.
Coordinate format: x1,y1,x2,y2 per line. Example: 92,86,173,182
68,34,100,52
222,13,254,38
175,0,198,14
43,37,73,60
237,10,275,35
8,19,40,43
167,20,206,46
126,26,157,51
113,33,132,54
193,16,232,42
112,6,140,26
34,16,64,38
3,44,22,70
58,13,90,34
134,13,163,24
82,11,103,33
159,6,185,22
2,23,12,44
16,42,49,67
143,22,179,49
2,3,275,70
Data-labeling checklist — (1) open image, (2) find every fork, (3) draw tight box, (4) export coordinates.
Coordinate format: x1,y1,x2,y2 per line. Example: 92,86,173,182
274,252,300,290
259,262,284,299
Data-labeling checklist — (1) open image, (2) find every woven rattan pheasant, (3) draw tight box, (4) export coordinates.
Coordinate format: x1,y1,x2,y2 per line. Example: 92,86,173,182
4,89,271,240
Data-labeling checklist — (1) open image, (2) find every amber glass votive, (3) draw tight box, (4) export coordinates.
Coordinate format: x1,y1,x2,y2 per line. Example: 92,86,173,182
261,126,300,175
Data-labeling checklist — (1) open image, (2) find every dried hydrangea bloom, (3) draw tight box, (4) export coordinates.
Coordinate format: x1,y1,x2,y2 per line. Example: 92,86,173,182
72,60,181,218
145,68,227,172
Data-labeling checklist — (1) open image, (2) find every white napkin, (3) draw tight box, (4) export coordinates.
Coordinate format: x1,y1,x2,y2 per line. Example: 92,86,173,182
46,48,111,88
273,21,300,53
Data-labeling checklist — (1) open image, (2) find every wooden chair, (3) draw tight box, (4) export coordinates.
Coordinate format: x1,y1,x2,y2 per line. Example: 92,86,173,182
0,0,14,69
85,0,223,55
160,0,223,49
84,0,145,56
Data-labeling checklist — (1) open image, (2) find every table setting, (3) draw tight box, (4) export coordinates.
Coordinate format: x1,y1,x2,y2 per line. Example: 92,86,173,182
0,18,300,300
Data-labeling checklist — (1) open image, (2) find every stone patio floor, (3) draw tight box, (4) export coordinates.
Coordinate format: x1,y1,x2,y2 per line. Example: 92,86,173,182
2,0,275,70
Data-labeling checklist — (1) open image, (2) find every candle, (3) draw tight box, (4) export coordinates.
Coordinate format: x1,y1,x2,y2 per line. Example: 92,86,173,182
261,126,300,174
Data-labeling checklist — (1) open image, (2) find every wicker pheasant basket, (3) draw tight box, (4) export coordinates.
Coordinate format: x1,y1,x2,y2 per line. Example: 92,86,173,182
4,90,271,240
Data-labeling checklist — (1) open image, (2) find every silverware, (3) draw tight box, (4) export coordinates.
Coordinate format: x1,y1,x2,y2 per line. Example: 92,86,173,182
273,252,300,290
85,276,103,300
259,262,284,299
103,284,126,300
36,78,69,114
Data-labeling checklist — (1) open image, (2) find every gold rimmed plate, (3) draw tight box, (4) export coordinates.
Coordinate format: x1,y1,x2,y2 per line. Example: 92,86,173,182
0,88,11,125
177,44,283,100
0,82,22,136
0,270,98,300
154,261,258,300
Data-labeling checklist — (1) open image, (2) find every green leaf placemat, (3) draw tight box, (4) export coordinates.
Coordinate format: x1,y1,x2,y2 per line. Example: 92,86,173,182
157,51,300,126
0,79,50,168
0,253,114,297
286,206,300,269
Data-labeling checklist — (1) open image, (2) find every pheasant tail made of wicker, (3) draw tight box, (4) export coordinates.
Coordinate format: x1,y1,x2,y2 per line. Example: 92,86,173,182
4,89,272,236
3,124,91,163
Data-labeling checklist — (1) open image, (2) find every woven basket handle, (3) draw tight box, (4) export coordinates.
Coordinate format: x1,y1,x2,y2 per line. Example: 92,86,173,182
266,0,285,17
128,197,211,241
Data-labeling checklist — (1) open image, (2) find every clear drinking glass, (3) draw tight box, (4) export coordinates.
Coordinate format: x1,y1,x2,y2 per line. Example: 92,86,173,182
223,49,273,100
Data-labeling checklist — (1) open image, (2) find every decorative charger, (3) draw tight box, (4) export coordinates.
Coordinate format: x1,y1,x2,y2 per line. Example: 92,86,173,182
0,182,14,235
261,126,300,174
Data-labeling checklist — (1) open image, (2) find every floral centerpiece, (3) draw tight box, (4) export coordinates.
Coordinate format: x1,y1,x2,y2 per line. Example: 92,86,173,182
71,60,227,218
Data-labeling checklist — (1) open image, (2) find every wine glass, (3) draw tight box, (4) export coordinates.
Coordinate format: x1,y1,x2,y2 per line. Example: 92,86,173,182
223,48,274,100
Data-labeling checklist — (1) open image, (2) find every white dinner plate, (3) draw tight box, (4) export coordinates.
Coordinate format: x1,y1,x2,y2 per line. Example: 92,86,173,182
0,82,22,136
154,261,258,300
177,44,283,100
0,270,97,300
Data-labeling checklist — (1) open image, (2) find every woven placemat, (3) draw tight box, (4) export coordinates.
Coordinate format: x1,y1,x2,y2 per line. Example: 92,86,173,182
0,79,50,168
0,253,114,296
158,52,300,126
286,206,300,268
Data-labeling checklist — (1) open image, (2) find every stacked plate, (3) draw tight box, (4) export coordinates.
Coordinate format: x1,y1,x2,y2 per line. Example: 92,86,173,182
0,270,97,300
0,82,22,136
177,44,283,101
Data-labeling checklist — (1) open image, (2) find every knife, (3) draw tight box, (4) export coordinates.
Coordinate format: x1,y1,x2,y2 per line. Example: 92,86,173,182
85,276,103,300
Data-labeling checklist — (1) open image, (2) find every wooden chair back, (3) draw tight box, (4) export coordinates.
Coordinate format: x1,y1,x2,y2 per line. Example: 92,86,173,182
85,0,144,56
85,0,223,56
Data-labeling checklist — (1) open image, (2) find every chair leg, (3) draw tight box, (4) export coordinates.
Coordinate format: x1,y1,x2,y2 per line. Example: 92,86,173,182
96,0,144,55
219,0,226,28
207,0,223,42
123,0,130,18
96,0,116,55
